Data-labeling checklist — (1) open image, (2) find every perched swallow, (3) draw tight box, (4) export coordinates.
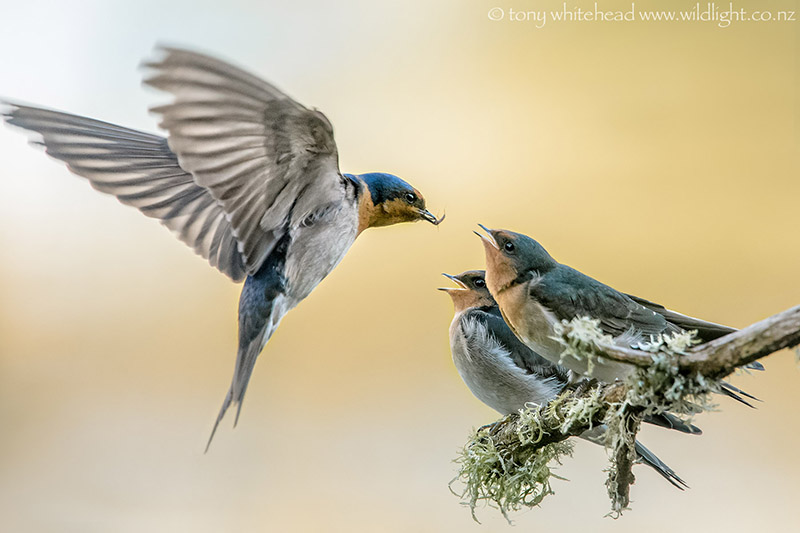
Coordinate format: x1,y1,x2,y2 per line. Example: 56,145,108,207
2,47,443,449
475,227,762,399
440,270,694,488
440,270,570,414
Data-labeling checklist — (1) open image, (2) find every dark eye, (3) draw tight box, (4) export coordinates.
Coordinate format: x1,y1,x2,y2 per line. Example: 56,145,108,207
503,241,515,253
404,192,417,203
474,279,486,288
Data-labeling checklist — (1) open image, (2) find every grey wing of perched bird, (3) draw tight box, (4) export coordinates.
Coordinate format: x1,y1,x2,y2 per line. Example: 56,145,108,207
625,293,735,341
142,46,346,278
625,292,764,375
535,270,761,405
531,266,681,341
1,104,248,281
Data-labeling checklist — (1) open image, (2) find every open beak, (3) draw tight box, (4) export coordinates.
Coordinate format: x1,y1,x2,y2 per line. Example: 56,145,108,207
474,223,499,249
419,208,445,225
437,272,467,292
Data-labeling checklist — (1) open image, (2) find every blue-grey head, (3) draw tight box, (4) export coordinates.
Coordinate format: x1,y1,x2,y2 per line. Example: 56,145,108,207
348,172,444,230
475,225,558,295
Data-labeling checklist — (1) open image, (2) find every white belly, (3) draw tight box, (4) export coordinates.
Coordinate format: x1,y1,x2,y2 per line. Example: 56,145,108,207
450,313,563,415
283,205,359,303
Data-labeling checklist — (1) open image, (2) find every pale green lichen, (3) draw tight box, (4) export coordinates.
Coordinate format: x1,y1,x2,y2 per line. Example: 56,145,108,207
600,397,640,516
553,385,605,434
555,318,717,422
452,402,578,522
552,316,615,376
626,330,718,419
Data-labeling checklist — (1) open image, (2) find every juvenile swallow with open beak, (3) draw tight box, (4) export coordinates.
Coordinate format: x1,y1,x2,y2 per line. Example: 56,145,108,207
440,270,696,488
475,227,762,401
2,46,444,450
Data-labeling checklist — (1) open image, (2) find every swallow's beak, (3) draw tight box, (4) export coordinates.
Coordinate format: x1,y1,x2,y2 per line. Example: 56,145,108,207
474,224,499,249
437,272,467,292
419,208,445,225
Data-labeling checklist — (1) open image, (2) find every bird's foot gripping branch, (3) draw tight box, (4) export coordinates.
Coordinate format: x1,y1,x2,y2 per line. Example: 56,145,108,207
451,305,800,519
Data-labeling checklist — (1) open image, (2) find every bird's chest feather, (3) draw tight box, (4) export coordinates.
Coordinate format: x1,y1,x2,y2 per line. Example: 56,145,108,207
450,314,562,414
496,283,559,350
282,201,359,301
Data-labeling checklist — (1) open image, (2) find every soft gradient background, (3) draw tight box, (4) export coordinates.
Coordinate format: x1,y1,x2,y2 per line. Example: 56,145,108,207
1,1,798,531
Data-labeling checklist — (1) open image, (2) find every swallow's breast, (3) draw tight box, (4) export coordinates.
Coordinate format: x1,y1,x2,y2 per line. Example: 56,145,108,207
282,202,360,302
451,314,562,415
495,283,561,360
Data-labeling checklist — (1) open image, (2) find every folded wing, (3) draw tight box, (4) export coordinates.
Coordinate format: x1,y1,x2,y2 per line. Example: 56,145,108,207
625,293,736,341
532,267,679,339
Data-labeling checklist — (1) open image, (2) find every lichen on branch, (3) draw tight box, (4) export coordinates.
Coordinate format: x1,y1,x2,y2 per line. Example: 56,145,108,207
452,381,618,520
451,305,800,518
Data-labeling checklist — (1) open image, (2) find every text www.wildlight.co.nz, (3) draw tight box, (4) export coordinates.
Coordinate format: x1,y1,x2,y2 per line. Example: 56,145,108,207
487,3,797,28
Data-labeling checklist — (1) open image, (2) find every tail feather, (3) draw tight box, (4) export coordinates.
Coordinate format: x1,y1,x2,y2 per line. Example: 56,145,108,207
644,412,702,435
634,441,688,490
204,241,290,452
580,427,688,490
231,332,274,427
205,303,285,452
719,381,761,408
205,389,234,453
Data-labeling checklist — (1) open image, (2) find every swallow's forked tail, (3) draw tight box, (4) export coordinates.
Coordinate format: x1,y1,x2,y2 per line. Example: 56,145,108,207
634,441,688,490
205,295,287,452
205,249,291,452
719,380,761,408
580,426,687,489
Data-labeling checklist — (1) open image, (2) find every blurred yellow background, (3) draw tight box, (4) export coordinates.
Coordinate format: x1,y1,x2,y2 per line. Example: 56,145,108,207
1,0,798,531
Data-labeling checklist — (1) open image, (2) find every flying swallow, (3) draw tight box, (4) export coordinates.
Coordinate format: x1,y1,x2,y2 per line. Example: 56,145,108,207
475,226,762,404
440,270,696,488
1,47,444,450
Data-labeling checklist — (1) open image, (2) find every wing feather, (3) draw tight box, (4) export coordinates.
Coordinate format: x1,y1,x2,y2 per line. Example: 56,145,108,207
143,47,345,276
2,103,247,281
532,266,677,340
624,293,736,341
4,46,349,281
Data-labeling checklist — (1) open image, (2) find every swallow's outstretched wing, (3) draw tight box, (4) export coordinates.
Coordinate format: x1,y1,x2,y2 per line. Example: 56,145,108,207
1,103,248,281
143,46,346,278
4,46,346,284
